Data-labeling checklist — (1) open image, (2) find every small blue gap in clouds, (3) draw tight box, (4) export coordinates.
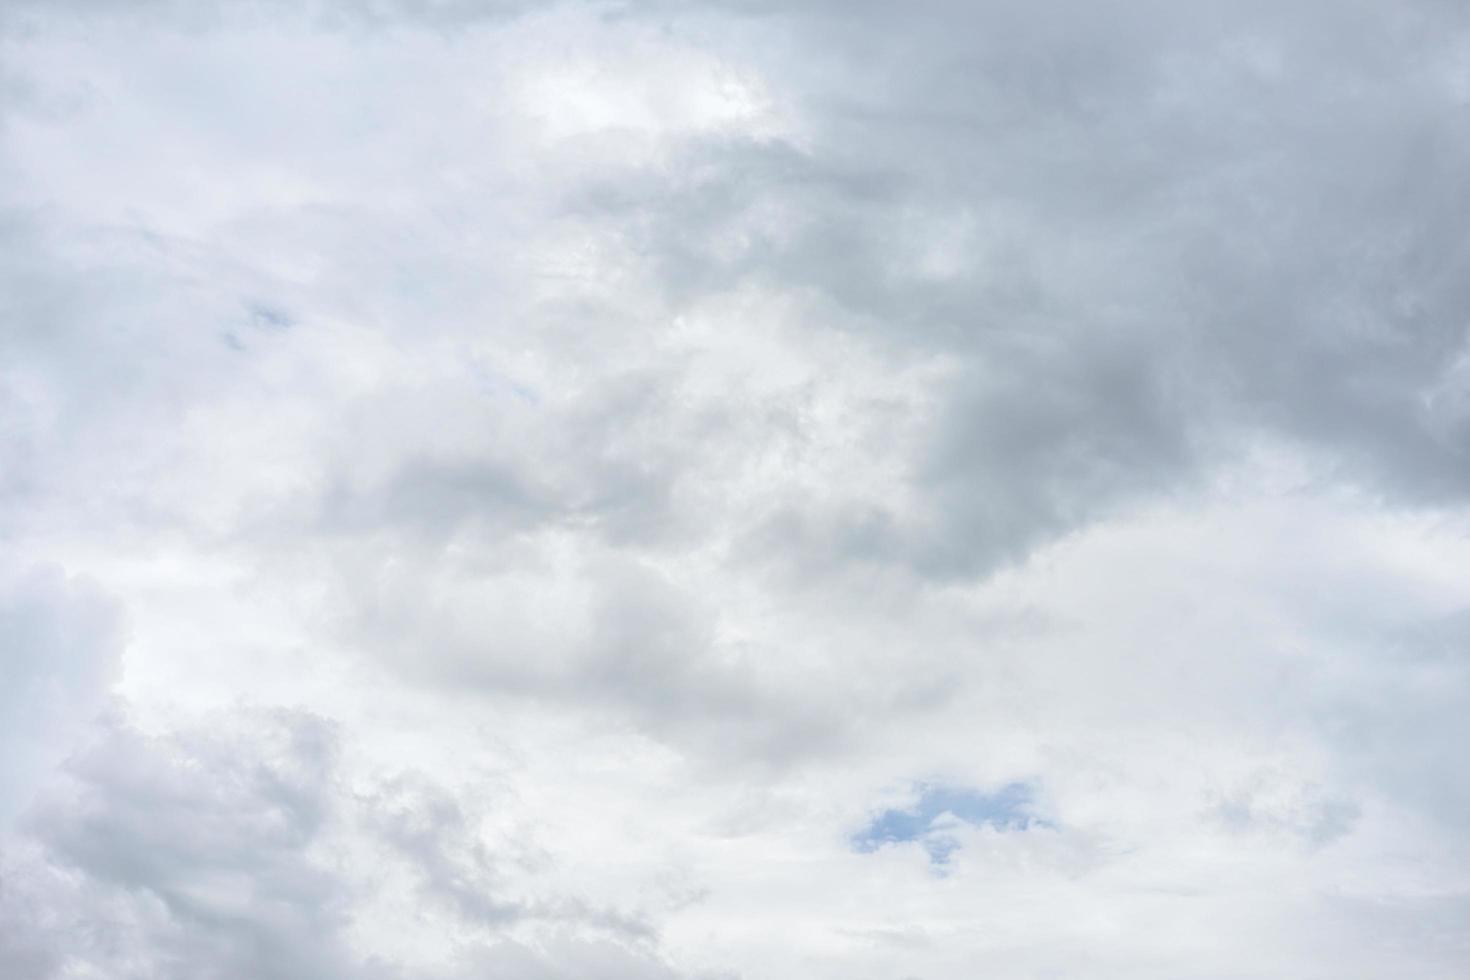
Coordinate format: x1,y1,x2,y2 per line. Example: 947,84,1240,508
248,303,294,331
852,782,1044,867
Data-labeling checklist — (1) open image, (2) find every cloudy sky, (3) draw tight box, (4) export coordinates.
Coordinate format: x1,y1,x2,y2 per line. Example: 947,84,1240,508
3,1,1470,977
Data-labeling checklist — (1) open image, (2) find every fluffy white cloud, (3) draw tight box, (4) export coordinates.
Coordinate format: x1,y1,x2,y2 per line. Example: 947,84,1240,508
2,1,1469,977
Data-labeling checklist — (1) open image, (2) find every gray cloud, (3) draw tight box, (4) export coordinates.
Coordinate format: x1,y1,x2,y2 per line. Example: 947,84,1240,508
2,708,706,979
3,0,1470,976
584,0,1470,575
8,711,379,980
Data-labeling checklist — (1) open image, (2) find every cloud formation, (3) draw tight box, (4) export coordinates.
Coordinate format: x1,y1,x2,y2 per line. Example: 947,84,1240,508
2,0,1469,977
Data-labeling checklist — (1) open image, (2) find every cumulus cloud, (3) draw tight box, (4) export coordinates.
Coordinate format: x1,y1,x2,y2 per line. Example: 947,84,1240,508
2,0,1469,976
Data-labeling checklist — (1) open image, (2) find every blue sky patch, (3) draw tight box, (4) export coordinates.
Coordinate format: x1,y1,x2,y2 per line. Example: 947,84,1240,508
248,303,294,331
853,782,1042,866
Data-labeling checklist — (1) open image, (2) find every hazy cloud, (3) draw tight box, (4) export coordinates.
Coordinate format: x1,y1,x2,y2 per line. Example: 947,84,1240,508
3,0,1469,976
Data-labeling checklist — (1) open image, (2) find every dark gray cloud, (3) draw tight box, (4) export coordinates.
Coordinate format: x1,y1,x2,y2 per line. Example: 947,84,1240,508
578,0,1470,575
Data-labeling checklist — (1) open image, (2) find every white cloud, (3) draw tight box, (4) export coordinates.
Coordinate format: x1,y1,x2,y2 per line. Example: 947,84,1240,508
0,565,121,826
2,1,1469,977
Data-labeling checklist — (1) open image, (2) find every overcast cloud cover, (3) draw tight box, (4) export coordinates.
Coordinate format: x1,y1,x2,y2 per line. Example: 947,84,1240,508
2,0,1470,976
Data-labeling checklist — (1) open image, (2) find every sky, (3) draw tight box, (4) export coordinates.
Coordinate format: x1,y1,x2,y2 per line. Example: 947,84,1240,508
2,1,1469,977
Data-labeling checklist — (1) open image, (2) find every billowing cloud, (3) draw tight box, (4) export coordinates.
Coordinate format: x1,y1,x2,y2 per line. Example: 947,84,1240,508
2,0,1469,977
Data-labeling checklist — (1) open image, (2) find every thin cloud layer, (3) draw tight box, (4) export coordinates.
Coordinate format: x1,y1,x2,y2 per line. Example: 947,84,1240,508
2,1,1469,977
